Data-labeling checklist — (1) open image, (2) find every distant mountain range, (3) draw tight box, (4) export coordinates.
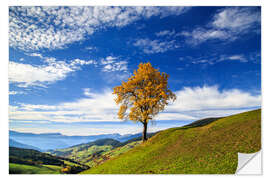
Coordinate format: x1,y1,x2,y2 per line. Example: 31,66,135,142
9,139,41,151
9,130,144,151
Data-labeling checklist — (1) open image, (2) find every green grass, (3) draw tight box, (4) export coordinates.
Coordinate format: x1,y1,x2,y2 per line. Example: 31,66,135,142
9,147,89,174
50,145,114,166
81,109,261,174
51,142,141,168
9,163,61,174
86,141,142,167
48,138,142,168
104,141,142,157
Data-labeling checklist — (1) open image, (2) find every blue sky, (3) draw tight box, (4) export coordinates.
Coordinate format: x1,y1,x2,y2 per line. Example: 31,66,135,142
9,6,261,136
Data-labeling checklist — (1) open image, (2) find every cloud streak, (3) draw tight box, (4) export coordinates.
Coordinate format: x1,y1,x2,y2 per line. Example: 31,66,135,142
181,28,230,45
9,57,96,87
100,56,128,72
179,52,257,66
133,38,179,54
9,54,130,89
181,7,260,45
212,7,260,32
9,91,25,95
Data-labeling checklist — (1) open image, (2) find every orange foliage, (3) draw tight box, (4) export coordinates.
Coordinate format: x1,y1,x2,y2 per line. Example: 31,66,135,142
113,62,176,125
61,166,71,173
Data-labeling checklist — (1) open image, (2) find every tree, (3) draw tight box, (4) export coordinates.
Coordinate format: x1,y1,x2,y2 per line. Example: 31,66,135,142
113,62,176,142
61,166,71,174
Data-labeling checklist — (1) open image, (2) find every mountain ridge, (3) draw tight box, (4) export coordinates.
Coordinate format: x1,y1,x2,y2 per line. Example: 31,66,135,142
9,139,41,151
9,130,147,151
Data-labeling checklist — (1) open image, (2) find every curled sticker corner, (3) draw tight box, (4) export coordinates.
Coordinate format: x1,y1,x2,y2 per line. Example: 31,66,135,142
236,150,262,175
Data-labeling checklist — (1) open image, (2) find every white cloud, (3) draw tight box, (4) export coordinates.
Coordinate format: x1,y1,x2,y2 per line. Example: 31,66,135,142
180,56,214,65
218,54,247,63
227,55,247,62
83,88,95,97
9,91,17,95
103,61,128,72
9,58,97,87
28,53,43,58
100,56,117,65
70,58,97,66
9,6,190,51
166,86,261,114
9,125,167,136
181,7,260,45
181,53,255,66
28,52,97,66
85,46,97,51
100,56,128,72
9,61,71,87
181,28,230,45
181,109,251,119
17,104,58,111
9,105,19,112
155,30,176,37
212,7,260,32
9,91,25,95
9,53,128,88
156,113,196,121
9,89,119,122
133,38,179,54
191,59,209,64
9,86,261,123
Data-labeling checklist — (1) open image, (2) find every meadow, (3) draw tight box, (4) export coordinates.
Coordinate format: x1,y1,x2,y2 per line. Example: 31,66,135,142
82,109,261,174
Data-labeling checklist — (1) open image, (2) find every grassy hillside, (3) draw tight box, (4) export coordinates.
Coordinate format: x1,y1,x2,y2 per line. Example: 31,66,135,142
87,140,142,167
10,147,65,166
9,163,62,174
82,109,261,174
48,138,143,167
9,147,89,174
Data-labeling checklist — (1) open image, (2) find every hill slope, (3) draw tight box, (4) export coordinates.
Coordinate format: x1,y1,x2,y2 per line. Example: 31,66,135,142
9,147,88,174
9,163,62,174
48,138,121,166
47,136,155,167
82,109,261,174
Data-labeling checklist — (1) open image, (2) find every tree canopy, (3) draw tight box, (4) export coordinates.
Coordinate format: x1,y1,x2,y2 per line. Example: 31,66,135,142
113,62,176,141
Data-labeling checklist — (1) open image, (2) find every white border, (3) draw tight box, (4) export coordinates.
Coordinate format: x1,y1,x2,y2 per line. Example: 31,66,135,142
1,0,269,180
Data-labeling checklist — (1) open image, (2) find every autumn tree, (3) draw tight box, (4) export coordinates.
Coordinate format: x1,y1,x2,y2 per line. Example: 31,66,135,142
113,62,176,142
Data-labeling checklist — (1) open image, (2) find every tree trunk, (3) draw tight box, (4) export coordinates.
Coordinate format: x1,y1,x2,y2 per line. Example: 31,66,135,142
142,122,148,142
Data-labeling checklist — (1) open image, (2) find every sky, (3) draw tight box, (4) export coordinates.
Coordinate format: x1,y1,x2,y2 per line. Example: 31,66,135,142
8,6,261,136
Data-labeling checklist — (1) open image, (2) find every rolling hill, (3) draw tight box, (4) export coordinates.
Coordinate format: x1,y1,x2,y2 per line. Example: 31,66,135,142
81,109,261,174
47,138,121,166
47,137,153,167
9,147,89,174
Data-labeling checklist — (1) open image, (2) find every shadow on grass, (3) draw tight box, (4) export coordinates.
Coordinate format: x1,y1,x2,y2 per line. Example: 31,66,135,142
180,117,223,129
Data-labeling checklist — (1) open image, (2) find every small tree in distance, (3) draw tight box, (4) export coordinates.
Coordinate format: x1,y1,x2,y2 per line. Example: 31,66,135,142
113,62,176,142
